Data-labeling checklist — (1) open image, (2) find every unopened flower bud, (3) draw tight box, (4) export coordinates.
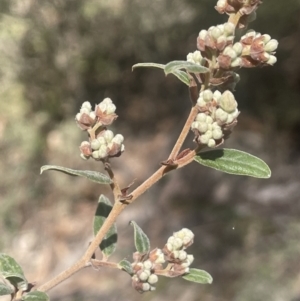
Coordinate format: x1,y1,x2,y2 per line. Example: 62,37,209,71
199,29,207,40
213,90,222,102
92,150,100,159
89,111,96,120
223,46,237,59
233,42,243,56
224,22,235,36
262,34,271,44
80,107,90,115
203,89,213,102
208,139,216,148
142,283,151,292
231,57,242,67
195,113,207,122
266,55,277,65
206,116,213,124
198,122,208,133
199,134,210,145
178,250,187,261
104,130,114,142
264,39,278,53
219,91,237,113
148,274,158,285
112,134,124,145
215,108,228,123
212,128,223,140
211,27,222,40
81,101,92,111
173,238,183,250
98,145,108,158
143,260,153,270
139,271,150,282
91,139,101,150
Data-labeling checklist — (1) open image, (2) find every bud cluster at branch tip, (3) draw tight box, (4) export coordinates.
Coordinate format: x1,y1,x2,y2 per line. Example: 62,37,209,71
131,228,196,293
75,98,125,161
191,89,239,147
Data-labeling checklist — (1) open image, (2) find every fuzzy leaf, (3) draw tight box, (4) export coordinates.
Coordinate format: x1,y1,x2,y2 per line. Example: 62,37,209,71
130,221,150,254
194,148,271,178
22,291,49,301
182,268,213,284
164,60,209,75
93,195,117,258
40,165,112,184
0,254,27,290
0,282,14,296
132,62,190,86
118,259,133,275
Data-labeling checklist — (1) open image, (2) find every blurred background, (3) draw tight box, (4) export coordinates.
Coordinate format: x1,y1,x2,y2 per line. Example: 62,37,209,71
0,0,300,300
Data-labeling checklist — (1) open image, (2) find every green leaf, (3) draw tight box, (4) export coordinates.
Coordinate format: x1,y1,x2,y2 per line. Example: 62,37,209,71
132,62,190,86
93,195,117,258
0,282,14,296
164,60,209,75
40,165,112,184
22,291,49,301
194,148,271,178
0,254,28,290
182,268,213,284
130,221,150,254
118,259,133,275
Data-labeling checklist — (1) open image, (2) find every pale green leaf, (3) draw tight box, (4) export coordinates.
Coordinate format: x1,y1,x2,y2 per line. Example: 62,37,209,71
22,291,49,301
0,254,27,290
40,165,112,184
182,268,213,284
194,148,271,178
130,221,150,254
0,282,14,296
164,60,209,74
93,195,117,258
132,62,190,86
118,259,133,275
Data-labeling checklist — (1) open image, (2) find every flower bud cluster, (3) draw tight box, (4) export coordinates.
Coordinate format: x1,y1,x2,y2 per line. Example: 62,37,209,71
186,50,206,66
239,30,278,67
163,228,195,274
131,228,196,294
131,249,164,293
197,22,235,53
76,98,125,161
218,42,243,69
191,89,239,147
215,0,262,17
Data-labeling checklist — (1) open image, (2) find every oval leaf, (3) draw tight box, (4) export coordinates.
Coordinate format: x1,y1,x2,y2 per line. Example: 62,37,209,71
182,268,213,284
93,195,117,258
118,259,133,276
0,254,27,290
0,282,14,296
164,61,209,75
22,291,49,301
132,62,190,86
40,165,112,184
194,148,271,178
130,221,150,254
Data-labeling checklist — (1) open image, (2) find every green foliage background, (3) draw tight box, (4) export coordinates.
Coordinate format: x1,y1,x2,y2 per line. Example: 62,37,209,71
0,1,300,300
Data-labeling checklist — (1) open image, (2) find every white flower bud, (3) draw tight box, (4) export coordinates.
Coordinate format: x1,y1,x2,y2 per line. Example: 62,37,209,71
213,90,222,102
142,283,151,291
198,29,207,40
203,89,213,102
197,98,207,108
195,113,207,122
199,134,210,145
103,97,113,104
206,116,213,124
98,145,108,158
166,242,173,251
223,46,237,59
172,237,183,250
187,254,194,265
233,42,243,56
139,271,149,281
97,136,106,145
223,22,235,36
81,101,92,110
219,91,237,113
89,111,96,120
208,139,216,148
231,57,242,68
92,150,100,159
121,144,125,152
215,108,228,123
211,27,222,40
91,139,101,150
216,0,226,8
187,50,203,64
178,250,187,261
267,55,277,65
106,103,116,114
143,260,153,270
264,39,278,53
148,274,158,285
198,122,208,133
172,250,179,259
217,35,227,45
191,121,199,130
80,153,89,160
75,113,81,121
212,128,223,140
112,134,124,145
262,34,271,44
80,107,90,115
103,130,114,142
